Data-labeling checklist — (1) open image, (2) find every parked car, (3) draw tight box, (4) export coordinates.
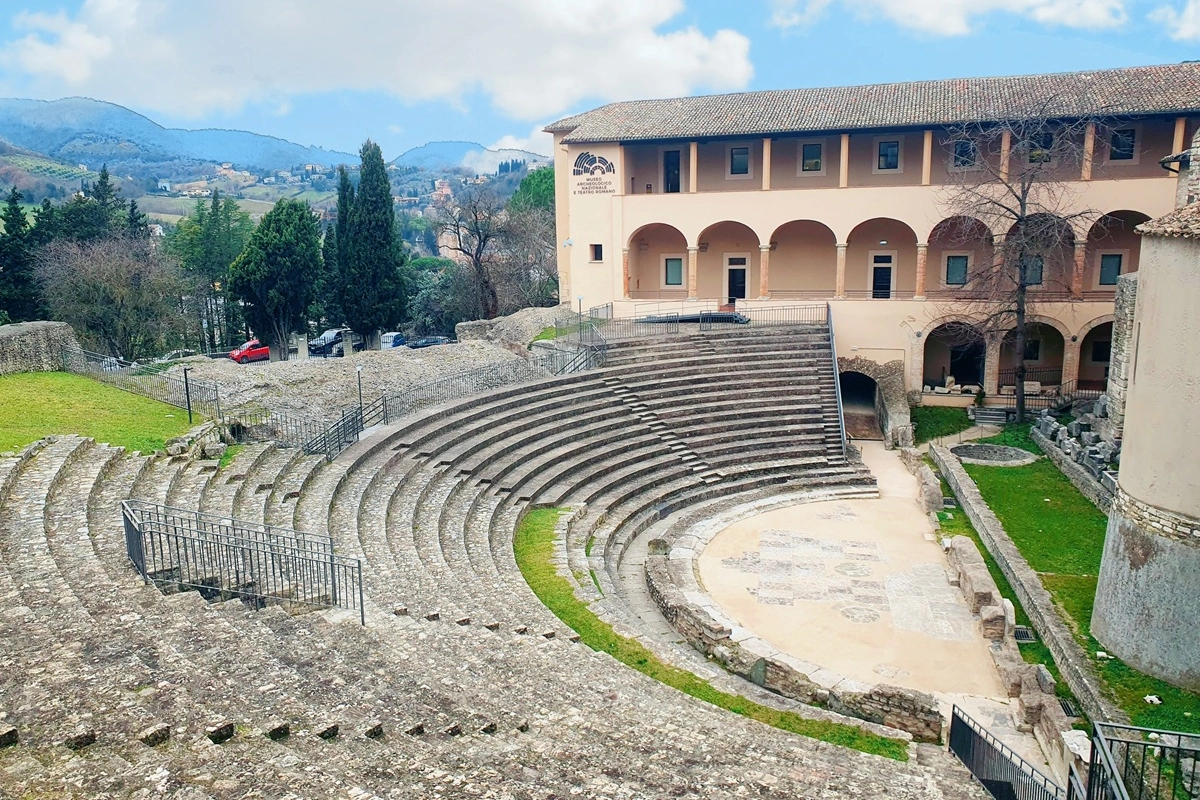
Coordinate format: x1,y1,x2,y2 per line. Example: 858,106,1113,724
407,336,452,349
230,339,270,364
380,332,407,349
308,327,347,357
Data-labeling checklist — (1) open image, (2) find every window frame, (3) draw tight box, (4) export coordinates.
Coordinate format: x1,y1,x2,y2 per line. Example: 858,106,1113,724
867,249,898,297
949,138,980,172
662,253,686,289
1023,338,1043,364
659,146,684,193
1022,254,1045,287
1025,131,1056,165
796,138,827,177
1091,339,1112,364
942,251,972,287
725,143,754,180
589,243,604,263
872,136,904,174
1094,249,1127,289
1103,124,1141,166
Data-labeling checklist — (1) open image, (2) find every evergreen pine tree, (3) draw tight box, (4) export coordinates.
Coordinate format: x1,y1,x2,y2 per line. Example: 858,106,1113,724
127,199,149,237
0,187,47,321
340,140,405,347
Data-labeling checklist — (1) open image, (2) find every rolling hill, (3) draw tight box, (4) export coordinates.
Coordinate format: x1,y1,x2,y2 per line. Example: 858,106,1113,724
392,140,549,173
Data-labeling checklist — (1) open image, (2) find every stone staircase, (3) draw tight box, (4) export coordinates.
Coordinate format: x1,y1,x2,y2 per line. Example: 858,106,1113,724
0,326,991,799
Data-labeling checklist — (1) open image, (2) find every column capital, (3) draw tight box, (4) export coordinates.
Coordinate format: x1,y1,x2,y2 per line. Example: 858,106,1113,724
917,242,929,251
836,242,848,249
687,245,699,252
759,244,771,251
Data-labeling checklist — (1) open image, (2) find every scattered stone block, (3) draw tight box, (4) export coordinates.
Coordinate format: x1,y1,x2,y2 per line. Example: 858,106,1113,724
63,729,97,750
980,605,1006,640
933,386,950,394
165,442,187,456
201,442,227,460
1035,665,1056,694
138,723,170,747
205,721,235,744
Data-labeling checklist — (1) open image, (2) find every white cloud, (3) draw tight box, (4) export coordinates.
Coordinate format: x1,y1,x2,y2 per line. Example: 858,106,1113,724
1149,0,1200,39
769,0,1127,35
0,0,753,122
489,126,553,157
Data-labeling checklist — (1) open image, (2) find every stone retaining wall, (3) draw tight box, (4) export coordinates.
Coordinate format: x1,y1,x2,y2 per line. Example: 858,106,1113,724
930,445,1127,726
0,322,78,376
1031,428,1114,513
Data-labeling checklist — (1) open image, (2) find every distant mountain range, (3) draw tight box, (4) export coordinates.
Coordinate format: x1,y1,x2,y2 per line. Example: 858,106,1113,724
0,97,550,177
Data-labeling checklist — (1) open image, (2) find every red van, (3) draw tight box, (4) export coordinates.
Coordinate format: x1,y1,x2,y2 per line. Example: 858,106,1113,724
229,339,270,364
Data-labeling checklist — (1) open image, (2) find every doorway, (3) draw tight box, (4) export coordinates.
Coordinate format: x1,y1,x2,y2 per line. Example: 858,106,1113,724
839,372,883,440
871,253,894,299
726,255,748,304
663,150,681,194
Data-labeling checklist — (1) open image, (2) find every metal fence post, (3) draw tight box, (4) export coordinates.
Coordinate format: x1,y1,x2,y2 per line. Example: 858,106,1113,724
182,366,194,424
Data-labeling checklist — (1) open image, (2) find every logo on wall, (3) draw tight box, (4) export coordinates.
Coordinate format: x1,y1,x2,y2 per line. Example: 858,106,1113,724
571,151,618,195
572,152,616,176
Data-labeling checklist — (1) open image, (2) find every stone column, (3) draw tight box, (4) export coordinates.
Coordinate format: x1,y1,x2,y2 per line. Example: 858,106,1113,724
984,338,1002,396
921,130,933,186
1173,116,1187,155
1062,337,1081,387
687,246,699,300
762,138,772,191
758,245,771,299
835,243,848,299
999,129,1011,182
1082,122,1095,181
1071,241,1087,298
839,134,850,188
914,243,929,300
621,248,631,299
689,141,698,193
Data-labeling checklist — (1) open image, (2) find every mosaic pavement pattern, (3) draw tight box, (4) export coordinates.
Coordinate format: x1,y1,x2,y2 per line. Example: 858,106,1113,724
720,506,976,642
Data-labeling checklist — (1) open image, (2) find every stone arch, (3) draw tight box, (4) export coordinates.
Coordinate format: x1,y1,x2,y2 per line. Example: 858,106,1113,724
837,355,911,448
1004,213,1077,293
626,223,688,299
846,218,919,298
1079,319,1114,389
766,219,838,298
1077,313,1116,342
922,321,986,389
926,216,994,295
999,317,1069,388
839,372,884,441
1084,211,1152,288
696,220,761,303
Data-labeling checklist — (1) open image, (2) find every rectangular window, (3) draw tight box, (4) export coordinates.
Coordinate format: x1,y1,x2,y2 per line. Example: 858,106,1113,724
877,140,900,171
1028,132,1054,163
1099,253,1122,285
1024,255,1044,286
801,142,823,172
945,255,969,285
1024,340,1042,361
664,257,683,286
1109,129,1136,161
952,140,978,169
663,149,681,193
1092,340,1112,363
590,244,603,262
729,146,750,176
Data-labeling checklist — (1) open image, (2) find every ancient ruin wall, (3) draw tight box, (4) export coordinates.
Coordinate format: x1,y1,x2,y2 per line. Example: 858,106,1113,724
0,322,79,376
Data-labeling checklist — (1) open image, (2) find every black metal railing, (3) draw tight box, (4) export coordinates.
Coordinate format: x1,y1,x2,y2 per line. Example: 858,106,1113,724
62,346,223,419
827,302,847,458
949,705,1065,800
993,379,1103,412
1070,722,1200,800
999,367,1066,387
122,499,364,623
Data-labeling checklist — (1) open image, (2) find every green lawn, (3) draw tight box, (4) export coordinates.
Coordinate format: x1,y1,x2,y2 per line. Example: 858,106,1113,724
514,507,909,760
529,326,558,345
910,405,973,445
0,372,195,454
962,453,1200,733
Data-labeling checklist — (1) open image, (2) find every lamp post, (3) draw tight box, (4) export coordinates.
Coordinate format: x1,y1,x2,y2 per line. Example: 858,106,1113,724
356,363,364,415
577,295,583,342
182,366,194,425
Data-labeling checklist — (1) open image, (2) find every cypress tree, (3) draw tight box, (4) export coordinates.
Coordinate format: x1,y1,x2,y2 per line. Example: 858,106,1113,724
340,140,405,347
0,187,46,321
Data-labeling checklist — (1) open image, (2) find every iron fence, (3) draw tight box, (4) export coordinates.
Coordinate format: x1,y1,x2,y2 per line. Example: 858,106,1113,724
62,346,222,419
1071,722,1200,800
993,379,1103,413
949,705,1065,800
999,366,1066,387
122,499,364,623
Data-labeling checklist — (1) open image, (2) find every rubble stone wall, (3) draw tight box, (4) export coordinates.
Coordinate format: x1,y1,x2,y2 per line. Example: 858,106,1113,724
1101,274,1138,443
0,322,78,376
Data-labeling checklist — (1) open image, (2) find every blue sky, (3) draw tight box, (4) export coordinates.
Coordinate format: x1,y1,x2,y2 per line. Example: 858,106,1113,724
0,0,1195,159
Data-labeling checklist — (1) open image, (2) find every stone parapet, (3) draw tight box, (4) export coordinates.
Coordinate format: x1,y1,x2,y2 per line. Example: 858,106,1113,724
0,321,79,376
930,445,1127,726
1031,427,1114,513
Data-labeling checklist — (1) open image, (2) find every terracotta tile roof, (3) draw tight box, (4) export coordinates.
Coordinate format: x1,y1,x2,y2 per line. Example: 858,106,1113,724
1137,203,1200,239
546,63,1200,143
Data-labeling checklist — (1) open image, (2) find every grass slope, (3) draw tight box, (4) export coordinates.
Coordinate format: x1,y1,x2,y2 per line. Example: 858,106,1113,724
962,434,1200,733
0,372,194,454
514,507,909,760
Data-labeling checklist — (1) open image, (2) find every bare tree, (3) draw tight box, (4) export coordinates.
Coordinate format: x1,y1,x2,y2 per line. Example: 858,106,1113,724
434,184,506,319
36,236,192,360
494,203,558,311
936,103,1102,421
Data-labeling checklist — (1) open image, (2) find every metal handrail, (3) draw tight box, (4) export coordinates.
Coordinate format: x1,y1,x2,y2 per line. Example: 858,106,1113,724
826,302,847,458
950,705,1065,800
1081,721,1200,800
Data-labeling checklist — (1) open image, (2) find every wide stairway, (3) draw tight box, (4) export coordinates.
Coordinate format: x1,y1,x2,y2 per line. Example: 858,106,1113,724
0,325,986,799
